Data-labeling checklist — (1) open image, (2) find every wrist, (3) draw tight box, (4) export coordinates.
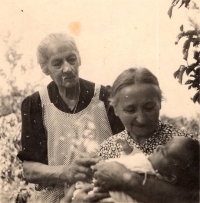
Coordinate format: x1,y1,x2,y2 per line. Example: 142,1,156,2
122,171,143,192
59,165,70,183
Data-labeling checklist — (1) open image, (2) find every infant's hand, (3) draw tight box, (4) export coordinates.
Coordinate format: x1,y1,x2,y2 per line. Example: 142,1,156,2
72,184,110,203
115,138,133,155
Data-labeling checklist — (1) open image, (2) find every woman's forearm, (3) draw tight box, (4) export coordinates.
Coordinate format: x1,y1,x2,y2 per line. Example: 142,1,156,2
23,161,68,185
125,172,197,203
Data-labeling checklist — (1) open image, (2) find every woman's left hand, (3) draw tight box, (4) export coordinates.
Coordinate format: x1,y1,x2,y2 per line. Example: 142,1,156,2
92,161,132,191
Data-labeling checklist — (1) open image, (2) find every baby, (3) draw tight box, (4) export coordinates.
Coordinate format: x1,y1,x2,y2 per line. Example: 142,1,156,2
61,136,199,203
108,136,199,203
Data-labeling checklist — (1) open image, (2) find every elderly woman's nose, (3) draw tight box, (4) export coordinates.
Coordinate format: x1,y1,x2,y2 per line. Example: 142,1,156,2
135,110,147,124
62,61,72,73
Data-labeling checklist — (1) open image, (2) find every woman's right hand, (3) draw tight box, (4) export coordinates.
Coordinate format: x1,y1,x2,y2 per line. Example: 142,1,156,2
92,161,133,191
62,153,102,184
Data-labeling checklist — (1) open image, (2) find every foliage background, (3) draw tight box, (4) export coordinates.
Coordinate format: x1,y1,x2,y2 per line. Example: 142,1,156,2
0,0,200,202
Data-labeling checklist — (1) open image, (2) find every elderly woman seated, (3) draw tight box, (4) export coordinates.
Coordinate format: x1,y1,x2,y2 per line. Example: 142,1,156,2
70,68,199,203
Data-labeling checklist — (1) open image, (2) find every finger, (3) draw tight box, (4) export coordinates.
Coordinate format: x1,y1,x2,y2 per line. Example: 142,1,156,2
92,178,108,191
73,173,88,182
93,172,98,180
75,157,102,167
74,165,92,175
89,152,98,158
87,192,110,202
93,186,108,193
92,177,101,187
78,153,91,158
64,184,76,202
81,184,94,193
78,153,99,159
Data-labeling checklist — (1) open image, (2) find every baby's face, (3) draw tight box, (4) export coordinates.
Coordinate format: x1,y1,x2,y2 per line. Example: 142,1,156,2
148,137,185,175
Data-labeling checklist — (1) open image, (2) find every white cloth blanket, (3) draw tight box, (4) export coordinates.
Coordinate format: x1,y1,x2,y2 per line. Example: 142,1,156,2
106,153,156,203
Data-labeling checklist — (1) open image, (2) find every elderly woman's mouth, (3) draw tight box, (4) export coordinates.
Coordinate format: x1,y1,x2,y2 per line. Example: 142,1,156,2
133,123,149,128
62,76,75,81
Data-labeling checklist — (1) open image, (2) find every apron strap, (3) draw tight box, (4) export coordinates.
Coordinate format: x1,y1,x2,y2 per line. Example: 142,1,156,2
94,84,101,100
39,87,51,105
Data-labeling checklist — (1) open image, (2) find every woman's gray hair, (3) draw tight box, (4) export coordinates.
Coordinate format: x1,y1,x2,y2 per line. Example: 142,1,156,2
36,33,80,75
109,67,163,106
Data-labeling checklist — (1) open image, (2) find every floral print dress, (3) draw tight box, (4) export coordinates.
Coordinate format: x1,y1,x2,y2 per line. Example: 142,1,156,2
97,121,193,159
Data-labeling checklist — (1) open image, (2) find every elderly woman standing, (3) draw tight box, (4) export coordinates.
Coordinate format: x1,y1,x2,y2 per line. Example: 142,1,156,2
89,68,198,203
17,33,124,203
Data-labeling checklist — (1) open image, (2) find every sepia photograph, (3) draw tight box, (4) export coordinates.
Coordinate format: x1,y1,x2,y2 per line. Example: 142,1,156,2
0,0,199,202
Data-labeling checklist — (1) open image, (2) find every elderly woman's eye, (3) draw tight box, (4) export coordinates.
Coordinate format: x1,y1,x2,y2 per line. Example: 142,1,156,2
67,55,77,64
144,105,155,112
124,108,136,113
52,60,62,68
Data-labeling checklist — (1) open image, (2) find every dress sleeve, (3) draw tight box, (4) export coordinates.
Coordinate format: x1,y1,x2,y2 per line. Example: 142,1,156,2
99,85,125,135
17,92,48,164
97,135,122,159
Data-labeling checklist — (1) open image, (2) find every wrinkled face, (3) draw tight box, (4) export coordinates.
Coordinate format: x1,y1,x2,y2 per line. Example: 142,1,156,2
114,84,161,138
148,137,185,175
47,42,80,88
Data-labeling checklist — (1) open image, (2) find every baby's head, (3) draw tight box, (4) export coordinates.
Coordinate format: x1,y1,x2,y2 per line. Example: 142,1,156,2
148,136,199,188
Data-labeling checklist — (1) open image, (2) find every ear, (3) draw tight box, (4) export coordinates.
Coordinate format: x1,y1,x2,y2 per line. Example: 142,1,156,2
78,55,81,66
113,106,118,117
162,174,177,185
42,65,49,76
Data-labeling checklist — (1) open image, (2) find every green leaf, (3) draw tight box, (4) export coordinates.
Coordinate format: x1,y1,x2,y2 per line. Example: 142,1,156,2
185,0,191,7
183,50,189,61
168,6,174,18
180,25,184,32
175,32,185,44
185,79,194,85
186,63,197,75
178,65,187,84
185,30,197,36
182,39,191,54
193,39,200,47
193,51,200,61
173,69,180,79
178,1,184,8
195,66,200,75
171,0,180,5
193,91,200,103
182,39,191,61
